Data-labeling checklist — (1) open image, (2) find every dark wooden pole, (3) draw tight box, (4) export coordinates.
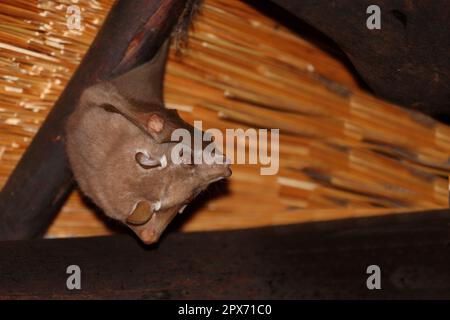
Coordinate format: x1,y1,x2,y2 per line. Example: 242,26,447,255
0,209,450,299
0,0,187,240
261,0,450,120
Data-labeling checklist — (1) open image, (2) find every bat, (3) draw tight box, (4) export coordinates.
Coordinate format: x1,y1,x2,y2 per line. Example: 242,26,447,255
65,39,231,244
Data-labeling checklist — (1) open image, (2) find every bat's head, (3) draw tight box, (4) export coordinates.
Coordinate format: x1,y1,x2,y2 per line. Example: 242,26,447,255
65,41,231,244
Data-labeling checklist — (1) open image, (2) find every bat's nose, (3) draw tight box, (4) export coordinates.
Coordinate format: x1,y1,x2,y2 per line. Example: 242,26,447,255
138,227,160,244
128,221,160,245
127,206,179,245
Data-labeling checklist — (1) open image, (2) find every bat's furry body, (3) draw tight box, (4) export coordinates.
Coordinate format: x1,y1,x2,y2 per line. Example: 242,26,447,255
66,34,230,244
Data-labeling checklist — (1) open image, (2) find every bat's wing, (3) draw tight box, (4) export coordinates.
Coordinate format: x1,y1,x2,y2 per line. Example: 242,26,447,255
111,39,170,107
110,39,196,144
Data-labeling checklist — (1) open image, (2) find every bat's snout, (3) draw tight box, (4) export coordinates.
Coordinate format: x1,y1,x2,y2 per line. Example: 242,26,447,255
126,205,178,245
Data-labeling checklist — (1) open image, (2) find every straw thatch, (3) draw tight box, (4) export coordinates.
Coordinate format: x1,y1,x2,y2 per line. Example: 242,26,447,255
0,0,449,238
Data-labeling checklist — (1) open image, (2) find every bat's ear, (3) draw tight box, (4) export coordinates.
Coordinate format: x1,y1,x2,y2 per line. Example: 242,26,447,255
110,39,171,107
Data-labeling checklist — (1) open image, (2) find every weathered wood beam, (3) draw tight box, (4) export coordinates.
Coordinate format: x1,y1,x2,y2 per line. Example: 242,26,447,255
261,0,450,121
1,209,450,299
0,0,188,240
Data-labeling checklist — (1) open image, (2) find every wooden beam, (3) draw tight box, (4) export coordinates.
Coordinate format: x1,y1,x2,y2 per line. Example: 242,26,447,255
260,0,450,121
1,209,450,299
0,0,187,240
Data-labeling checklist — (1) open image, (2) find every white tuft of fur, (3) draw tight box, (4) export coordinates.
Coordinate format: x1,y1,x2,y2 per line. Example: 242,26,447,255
178,204,187,214
159,154,167,169
153,200,162,211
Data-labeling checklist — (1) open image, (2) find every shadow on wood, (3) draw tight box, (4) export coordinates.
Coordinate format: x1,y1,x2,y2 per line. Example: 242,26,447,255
261,0,450,121
1,209,450,299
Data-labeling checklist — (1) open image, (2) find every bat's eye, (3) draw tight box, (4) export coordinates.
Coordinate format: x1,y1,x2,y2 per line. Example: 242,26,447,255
135,152,160,169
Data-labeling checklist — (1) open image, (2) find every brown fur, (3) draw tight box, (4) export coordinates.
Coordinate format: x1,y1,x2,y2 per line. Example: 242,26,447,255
65,39,230,244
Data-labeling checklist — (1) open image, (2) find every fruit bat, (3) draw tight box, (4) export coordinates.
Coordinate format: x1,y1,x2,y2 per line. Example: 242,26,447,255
65,39,231,244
